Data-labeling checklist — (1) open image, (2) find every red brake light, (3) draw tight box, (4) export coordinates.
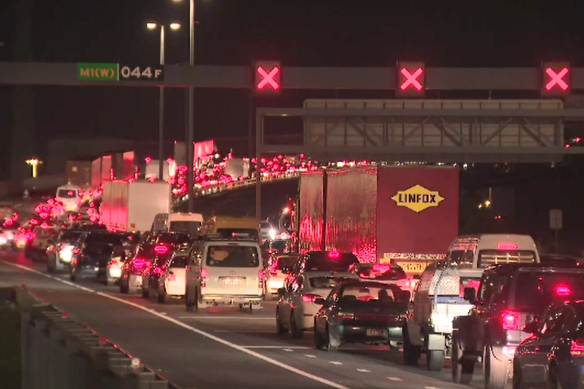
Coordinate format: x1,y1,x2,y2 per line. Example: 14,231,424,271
302,294,320,303
110,259,118,266
571,340,584,356
168,271,176,281
501,311,518,330
373,264,390,272
556,285,571,296
269,260,278,276
133,258,144,269
73,247,80,254
201,268,208,278
154,267,162,275
396,278,413,289
497,242,518,250
328,251,340,259
154,245,168,254
259,269,266,280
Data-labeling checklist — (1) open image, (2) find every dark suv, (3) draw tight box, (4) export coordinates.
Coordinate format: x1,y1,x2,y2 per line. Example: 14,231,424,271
452,263,584,389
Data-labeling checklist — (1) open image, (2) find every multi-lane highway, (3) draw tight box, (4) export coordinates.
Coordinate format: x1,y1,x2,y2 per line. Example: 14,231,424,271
0,250,481,389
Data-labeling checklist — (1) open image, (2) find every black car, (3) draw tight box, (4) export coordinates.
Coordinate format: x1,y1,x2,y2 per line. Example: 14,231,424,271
452,264,584,389
119,246,154,294
292,251,360,275
69,232,124,281
141,250,175,299
314,280,410,351
46,229,85,272
514,300,584,389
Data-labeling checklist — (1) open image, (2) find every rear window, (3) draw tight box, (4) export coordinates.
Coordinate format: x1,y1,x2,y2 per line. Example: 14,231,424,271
513,272,584,311
357,265,407,281
305,251,359,272
341,284,402,303
216,228,259,240
85,233,123,246
170,255,189,268
276,256,298,270
57,189,77,199
309,276,352,289
157,233,190,245
58,231,83,241
169,221,201,235
206,245,260,268
478,250,536,267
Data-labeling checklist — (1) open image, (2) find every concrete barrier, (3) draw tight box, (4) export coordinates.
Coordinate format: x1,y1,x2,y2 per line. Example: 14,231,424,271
9,286,181,389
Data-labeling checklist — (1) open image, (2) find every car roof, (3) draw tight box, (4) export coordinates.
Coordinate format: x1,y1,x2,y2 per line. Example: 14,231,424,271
486,263,584,274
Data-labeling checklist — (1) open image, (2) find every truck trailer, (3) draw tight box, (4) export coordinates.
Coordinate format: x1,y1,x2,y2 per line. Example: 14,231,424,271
299,166,459,274
101,181,172,233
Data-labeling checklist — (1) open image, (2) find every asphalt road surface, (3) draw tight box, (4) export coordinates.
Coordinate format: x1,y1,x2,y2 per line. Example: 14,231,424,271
0,250,485,389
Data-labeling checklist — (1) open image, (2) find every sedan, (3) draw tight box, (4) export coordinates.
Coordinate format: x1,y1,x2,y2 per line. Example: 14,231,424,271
314,280,410,352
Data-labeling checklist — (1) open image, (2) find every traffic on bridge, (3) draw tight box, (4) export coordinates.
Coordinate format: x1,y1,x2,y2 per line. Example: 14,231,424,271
2,1,584,389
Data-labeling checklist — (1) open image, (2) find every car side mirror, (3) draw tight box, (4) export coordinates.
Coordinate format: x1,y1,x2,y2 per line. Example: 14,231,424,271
314,297,325,305
463,287,477,304
277,287,286,297
523,319,540,334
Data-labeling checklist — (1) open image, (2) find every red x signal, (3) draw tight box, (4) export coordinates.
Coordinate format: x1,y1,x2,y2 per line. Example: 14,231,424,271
401,68,423,91
254,60,281,95
545,67,569,91
257,66,280,90
396,61,425,97
541,62,570,96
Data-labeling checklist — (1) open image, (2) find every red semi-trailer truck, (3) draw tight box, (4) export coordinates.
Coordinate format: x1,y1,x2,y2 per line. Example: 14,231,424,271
299,166,459,274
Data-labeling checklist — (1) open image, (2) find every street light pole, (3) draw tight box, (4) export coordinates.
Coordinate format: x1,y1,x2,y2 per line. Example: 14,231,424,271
158,25,166,181
186,0,195,212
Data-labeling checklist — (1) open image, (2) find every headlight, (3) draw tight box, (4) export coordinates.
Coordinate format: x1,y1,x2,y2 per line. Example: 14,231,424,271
268,228,277,240
0,237,7,245
59,246,74,262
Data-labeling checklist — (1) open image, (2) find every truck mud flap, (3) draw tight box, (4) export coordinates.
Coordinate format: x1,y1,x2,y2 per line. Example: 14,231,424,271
427,334,445,351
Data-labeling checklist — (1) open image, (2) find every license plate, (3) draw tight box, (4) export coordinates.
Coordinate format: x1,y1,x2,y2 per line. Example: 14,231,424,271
224,278,240,286
366,329,387,337
396,261,427,274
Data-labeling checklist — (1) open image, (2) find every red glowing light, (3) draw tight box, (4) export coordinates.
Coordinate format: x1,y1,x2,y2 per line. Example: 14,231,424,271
168,271,176,282
497,242,518,250
302,294,320,303
154,245,168,254
556,285,571,296
400,67,423,91
257,66,280,90
201,268,208,279
154,267,162,275
545,67,569,91
501,311,518,330
571,340,584,356
328,251,340,259
372,264,390,272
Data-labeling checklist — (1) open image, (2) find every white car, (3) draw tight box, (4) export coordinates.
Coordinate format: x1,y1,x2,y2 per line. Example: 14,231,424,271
265,254,301,296
25,225,59,261
185,236,264,311
276,271,357,337
157,252,189,303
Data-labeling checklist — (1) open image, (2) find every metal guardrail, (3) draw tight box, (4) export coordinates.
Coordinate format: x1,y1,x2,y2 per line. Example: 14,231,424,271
191,172,301,199
13,286,180,389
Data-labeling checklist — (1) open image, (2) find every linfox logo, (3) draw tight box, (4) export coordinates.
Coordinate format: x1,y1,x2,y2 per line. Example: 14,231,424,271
391,184,444,213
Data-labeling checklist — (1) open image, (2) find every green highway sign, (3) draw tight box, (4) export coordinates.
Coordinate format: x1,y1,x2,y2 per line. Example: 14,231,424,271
77,62,119,81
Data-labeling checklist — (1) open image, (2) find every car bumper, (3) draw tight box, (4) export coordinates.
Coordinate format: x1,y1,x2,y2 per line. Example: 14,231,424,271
75,266,100,278
267,279,284,294
107,267,122,280
201,294,263,305
331,324,403,344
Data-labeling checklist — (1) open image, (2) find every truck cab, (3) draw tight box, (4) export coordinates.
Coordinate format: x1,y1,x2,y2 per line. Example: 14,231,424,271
201,216,259,241
167,212,203,235
56,185,80,212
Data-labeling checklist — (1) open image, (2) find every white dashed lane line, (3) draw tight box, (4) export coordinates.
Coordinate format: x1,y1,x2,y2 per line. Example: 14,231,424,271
356,369,370,373
387,377,403,381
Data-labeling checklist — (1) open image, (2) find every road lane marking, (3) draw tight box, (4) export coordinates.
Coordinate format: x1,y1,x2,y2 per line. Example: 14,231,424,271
425,387,441,389
283,348,294,352
242,346,309,349
0,260,352,389
330,361,342,365
178,316,273,320
387,377,403,381
356,369,370,372
304,354,317,358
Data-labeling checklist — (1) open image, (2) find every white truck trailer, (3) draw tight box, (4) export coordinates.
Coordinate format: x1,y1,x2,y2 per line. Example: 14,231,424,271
101,181,172,233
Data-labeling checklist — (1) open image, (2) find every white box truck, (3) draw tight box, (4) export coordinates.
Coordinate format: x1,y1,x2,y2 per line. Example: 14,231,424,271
101,181,172,233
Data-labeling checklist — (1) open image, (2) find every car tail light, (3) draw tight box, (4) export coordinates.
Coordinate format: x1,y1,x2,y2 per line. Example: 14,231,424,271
26,232,35,241
201,267,208,287
497,242,518,250
373,264,390,272
259,269,266,288
154,245,168,254
328,251,340,259
154,267,162,275
502,311,518,330
337,312,355,322
168,271,176,281
302,294,320,303
73,247,80,255
556,285,571,296
269,260,278,276
110,259,119,266
571,340,584,356
133,258,145,269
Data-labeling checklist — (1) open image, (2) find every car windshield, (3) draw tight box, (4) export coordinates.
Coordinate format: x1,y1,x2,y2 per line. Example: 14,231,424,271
58,231,83,241
309,276,352,289
206,245,260,268
169,221,201,235
478,250,536,267
216,228,259,240
57,189,77,198
275,256,298,270
305,251,359,272
513,272,584,312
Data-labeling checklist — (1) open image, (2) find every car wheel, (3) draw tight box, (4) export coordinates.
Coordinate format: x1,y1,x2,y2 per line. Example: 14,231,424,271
402,325,421,366
483,344,509,389
185,286,196,312
148,282,157,299
276,309,287,335
69,270,76,282
512,359,523,389
141,282,149,298
119,279,129,294
290,311,304,338
427,350,445,372
451,333,474,384
157,285,168,304
327,325,339,352
46,258,55,273
105,278,115,286
313,322,327,350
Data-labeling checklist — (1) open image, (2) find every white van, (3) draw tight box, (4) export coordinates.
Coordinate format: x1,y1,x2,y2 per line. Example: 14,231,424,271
446,234,540,278
56,185,80,212
168,212,203,235
185,235,264,311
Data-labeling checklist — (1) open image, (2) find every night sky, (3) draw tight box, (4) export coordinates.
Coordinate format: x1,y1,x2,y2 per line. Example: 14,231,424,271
2,0,584,167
